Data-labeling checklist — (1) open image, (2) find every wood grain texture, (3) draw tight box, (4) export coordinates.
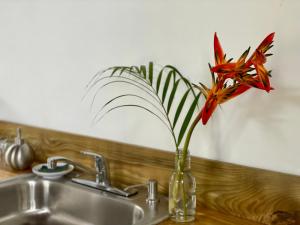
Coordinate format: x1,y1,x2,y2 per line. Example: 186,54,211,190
159,210,264,225
0,120,299,225
0,168,28,180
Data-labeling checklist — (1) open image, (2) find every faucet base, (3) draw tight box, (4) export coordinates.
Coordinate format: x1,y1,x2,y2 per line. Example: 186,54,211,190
72,178,138,197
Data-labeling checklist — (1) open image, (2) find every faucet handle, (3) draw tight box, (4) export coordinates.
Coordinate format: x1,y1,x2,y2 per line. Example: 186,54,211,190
80,151,103,172
80,150,109,185
80,151,102,159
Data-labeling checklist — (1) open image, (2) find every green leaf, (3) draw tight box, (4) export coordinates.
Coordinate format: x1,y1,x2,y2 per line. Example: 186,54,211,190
94,94,167,122
140,65,147,79
164,65,200,108
177,93,201,146
118,67,129,76
97,104,172,134
172,89,190,128
86,70,101,89
108,67,121,77
167,79,180,114
148,62,153,85
162,70,174,104
129,66,140,74
156,69,163,94
92,78,159,107
126,66,153,86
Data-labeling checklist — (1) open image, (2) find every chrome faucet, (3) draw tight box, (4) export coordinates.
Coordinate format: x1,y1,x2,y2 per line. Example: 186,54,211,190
46,156,93,174
47,151,110,186
80,151,110,186
47,150,137,197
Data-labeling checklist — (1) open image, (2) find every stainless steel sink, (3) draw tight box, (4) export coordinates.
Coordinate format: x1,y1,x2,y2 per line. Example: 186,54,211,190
0,174,168,225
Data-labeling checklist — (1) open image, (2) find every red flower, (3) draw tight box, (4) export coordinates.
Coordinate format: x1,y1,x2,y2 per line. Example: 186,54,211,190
210,33,275,92
211,47,252,80
246,32,275,67
196,32,275,125
246,33,275,92
195,78,250,125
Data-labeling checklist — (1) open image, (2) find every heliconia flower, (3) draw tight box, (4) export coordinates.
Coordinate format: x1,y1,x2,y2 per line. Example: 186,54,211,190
210,33,275,92
246,33,275,92
246,32,275,67
211,47,252,80
199,80,251,125
197,32,275,125
241,73,274,91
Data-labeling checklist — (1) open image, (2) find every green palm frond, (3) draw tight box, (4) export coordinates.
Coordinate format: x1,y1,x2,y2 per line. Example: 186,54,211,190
86,62,202,150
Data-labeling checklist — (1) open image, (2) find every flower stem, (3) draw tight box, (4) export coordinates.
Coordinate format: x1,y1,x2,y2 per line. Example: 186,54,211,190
179,110,202,172
171,110,202,220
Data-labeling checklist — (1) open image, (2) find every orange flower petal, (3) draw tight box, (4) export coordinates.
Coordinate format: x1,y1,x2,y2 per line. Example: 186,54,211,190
246,33,275,67
256,32,275,53
214,33,225,65
211,63,236,73
251,49,267,65
254,64,271,92
201,96,218,125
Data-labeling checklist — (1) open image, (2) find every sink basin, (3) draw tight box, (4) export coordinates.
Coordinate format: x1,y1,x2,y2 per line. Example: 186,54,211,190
0,174,168,225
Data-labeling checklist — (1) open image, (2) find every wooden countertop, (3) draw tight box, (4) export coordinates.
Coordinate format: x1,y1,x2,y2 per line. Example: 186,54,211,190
0,168,28,179
0,169,263,225
159,210,264,225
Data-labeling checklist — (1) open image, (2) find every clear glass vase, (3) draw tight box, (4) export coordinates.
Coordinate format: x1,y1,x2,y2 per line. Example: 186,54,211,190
169,149,196,222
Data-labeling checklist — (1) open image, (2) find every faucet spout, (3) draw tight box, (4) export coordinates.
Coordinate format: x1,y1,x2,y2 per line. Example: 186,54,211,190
46,156,94,173
80,151,110,186
47,156,69,169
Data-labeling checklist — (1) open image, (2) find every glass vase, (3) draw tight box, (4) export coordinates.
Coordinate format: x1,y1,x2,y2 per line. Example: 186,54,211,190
169,149,196,222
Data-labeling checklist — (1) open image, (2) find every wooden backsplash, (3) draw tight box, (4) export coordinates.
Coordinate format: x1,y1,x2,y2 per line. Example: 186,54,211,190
0,120,299,225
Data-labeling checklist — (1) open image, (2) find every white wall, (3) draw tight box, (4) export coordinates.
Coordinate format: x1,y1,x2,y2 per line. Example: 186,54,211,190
0,0,299,175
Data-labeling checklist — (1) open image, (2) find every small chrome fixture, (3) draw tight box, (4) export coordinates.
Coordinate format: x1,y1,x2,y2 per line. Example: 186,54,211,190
146,179,159,205
124,179,160,205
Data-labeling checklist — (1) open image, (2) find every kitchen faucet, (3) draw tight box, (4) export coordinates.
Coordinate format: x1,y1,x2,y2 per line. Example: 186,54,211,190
46,150,137,197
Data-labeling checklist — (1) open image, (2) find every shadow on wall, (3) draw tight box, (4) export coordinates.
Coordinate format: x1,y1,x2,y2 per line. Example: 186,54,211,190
210,86,300,160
